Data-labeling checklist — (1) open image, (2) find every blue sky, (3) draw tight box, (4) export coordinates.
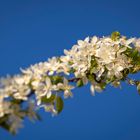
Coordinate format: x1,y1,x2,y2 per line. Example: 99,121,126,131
0,0,140,140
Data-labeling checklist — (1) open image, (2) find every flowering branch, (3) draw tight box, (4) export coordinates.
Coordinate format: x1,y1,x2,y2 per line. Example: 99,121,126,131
0,32,140,134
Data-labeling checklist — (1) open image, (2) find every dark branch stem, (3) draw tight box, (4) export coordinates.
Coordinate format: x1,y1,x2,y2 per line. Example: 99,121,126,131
68,77,81,82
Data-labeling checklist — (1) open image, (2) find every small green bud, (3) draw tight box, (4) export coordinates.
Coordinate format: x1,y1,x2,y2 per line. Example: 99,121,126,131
111,31,121,41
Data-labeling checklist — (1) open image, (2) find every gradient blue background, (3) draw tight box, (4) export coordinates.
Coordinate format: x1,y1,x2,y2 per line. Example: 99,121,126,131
0,0,140,140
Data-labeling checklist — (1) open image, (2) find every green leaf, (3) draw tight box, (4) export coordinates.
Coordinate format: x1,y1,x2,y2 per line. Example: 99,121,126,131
77,79,84,87
100,82,106,90
11,99,22,104
111,31,120,41
0,116,8,124
56,96,64,114
131,49,139,61
122,69,129,78
87,74,95,82
41,94,56,103
69,68,76,73
68,61,74,65
90,59,98,74
106,76,115,83
50,75,63,85
0,122,11,133
137,83,140,94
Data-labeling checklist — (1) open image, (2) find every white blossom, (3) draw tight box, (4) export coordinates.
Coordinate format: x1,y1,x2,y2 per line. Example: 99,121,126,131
35,77,52,105
57,78,74,98
0,33,140,134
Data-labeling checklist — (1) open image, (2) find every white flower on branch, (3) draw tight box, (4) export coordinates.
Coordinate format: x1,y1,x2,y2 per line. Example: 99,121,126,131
57,78,74,98
0,32,140,134
35,77,52,105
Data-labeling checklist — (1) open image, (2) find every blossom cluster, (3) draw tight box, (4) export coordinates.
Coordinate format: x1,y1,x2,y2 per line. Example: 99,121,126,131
0,32,140,134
